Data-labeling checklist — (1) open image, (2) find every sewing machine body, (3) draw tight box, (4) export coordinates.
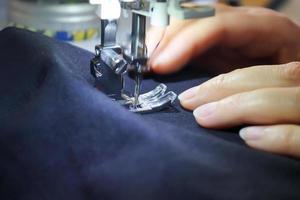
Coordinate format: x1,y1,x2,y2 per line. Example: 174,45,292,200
90,0,216,113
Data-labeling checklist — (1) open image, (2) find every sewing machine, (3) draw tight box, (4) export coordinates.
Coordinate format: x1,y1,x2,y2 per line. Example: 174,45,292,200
90,0,215,113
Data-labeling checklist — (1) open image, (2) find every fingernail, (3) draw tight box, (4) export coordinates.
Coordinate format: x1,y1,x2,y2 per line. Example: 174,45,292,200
151,58,162,70
193,102,217,119
239,127,266,141
178,86,199,101
151,52,167,70
147,42,157,57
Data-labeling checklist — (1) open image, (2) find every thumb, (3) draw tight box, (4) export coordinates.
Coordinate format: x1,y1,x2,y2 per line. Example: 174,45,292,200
240,125,300,158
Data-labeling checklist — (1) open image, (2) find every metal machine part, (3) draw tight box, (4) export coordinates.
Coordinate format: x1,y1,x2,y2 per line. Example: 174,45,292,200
90,0,216,113
126,84,178,113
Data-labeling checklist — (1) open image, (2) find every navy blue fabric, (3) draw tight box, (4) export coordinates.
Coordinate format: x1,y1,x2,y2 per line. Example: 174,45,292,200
0,28,300,200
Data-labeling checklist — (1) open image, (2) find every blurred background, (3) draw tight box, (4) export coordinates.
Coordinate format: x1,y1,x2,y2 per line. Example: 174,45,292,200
0,0,299,51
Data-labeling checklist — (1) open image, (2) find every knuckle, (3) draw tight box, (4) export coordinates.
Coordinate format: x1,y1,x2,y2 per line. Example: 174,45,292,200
244,7,278,17
282,62,300,83
279,126,297,154
294,87,300,101
279,15,299,29
214,17,226,32
229,93,245,111
293,87,300,118
254,7,274,15
212,74,228,90
227,92,257,123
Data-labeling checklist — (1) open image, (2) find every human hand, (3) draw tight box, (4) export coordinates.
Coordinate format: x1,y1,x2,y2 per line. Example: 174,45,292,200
147,4,300,75
179,62,300,158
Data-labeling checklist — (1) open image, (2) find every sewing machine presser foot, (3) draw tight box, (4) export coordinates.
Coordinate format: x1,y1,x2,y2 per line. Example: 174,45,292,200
121,83,177,113
90,50,177,114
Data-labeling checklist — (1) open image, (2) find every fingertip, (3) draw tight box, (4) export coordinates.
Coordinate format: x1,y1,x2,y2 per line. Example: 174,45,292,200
150,33,197,74
239,127,266,141
150,56,183,75
239,125,300,158
179,97,200,111
192,102,220,128
179,99,195,111
150,62,170,75
178,86,199,101
179,87,207,111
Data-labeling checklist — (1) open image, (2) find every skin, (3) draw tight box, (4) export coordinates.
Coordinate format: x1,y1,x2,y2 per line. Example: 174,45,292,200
147,4,300,158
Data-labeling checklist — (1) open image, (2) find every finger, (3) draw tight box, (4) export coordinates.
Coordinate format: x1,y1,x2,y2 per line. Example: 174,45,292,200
240,125,300,158
146,17,196,56
150,5,296,75
150,16,225,74
147,18,197,66
193,87,300,128
147,3,231,65
148,4,243,74
146,26,166,57
179,62,300,110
